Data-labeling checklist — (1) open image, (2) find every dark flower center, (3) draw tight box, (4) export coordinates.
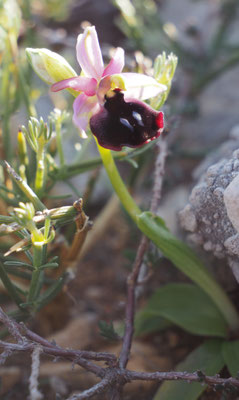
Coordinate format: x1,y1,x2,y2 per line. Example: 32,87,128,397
90,89,164,151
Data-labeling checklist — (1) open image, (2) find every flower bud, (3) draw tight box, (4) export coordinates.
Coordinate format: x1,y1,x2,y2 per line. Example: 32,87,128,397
151,52,178,109
25,48,77,85
154,52,178,87
18,129,29,167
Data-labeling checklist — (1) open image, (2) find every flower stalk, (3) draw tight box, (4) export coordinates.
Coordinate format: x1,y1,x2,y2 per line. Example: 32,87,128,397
18,130,29,181
27,246,43,303
35,138,45,195
96,142,141,224
55,116,65,167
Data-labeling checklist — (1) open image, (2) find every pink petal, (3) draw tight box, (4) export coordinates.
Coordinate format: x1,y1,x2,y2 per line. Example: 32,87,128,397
73,93,99,138
102,47,125,77
76,26,104,80
120,73,167,100
51,76,97,96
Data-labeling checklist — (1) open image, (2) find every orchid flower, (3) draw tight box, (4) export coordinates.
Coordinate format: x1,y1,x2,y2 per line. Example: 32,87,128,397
51,26,166,151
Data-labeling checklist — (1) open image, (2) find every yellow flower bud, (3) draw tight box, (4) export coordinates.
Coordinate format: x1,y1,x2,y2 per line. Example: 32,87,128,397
25,48,77,85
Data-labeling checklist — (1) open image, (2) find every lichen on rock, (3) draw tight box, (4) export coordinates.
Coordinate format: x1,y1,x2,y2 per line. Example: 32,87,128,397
179,125,239,282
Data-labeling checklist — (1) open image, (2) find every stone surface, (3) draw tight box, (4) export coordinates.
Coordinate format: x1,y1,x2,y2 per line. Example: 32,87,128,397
224,174,239,232
179,127,239,282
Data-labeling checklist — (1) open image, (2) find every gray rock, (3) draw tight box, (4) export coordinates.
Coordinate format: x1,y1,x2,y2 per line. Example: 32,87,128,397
179,126,239,282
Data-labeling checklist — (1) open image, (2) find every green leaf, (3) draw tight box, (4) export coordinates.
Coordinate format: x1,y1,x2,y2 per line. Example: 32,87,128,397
37,276,65,309
4,260,34,271
222,341,239,377
137,212,239,331
0,261,23,307
39,262,59,270
3,266,32,280
53,141,154,181
135,310,171,336
137,212,209,277
125,158,138,168
154,340,224,400
138,283,227,337
98,320,120,341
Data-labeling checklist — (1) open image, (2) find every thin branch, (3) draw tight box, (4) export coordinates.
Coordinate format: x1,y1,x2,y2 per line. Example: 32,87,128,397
29,345,43,400
125,369,239,389
0,313,115,363
1,311,239,395
66,376,110,400
20,323,116,363
1,329,239,392
0,340,33,352
0,309,106,377
118,235,149,369
0,339,105,377
119,137,168,370
0,306,25,343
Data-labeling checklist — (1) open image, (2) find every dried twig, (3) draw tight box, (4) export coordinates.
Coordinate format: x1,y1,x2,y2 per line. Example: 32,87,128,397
118,235,148,369
125,369,239,388
20,323,116,364
0,306,25,343
66,376,110,400
0,307,112,378
118,137,168,375
1,307,239,398
29,345,43,400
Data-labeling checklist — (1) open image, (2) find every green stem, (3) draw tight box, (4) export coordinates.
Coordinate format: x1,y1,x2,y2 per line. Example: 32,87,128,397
50,142,154,181
18,67,37,118
5,161,46,211
96,143,141,224
55,119,65,167
35,145,45,195
44,218,51,241
27,246,42,303
96,141,239,331
1,43,12,161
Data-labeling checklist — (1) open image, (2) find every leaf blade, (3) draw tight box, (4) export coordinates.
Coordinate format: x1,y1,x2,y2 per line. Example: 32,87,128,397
154,340,224,400
222,340,239,377
138,283,227,337
137,212,239,331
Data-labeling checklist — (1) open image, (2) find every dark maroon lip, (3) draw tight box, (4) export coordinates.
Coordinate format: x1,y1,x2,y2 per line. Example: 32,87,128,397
90,89,164,151
96,129,163,151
